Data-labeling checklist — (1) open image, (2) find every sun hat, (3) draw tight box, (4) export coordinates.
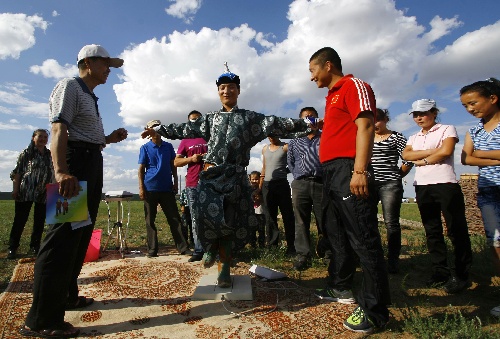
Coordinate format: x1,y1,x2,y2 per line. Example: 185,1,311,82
77,44,124,68
216,62,240,88
410,99,436,114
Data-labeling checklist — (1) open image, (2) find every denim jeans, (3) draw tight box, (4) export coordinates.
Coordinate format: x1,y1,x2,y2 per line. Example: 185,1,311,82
186,187,204,254
374,180,403,262
477,185,500,247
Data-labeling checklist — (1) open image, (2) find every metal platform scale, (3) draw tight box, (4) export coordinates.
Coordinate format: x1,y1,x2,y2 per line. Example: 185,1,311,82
102,190,134,258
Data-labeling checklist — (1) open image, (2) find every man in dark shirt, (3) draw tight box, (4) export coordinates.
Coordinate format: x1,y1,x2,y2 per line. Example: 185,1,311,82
287,107,326,270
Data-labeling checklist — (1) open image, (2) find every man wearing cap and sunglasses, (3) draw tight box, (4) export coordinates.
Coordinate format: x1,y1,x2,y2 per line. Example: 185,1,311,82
21,44,128,338
141,64,313,288
138,119,191,258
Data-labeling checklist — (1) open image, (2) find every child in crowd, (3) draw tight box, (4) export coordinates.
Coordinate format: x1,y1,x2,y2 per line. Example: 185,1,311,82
460,78,500,316
249,171,266,248
178,187,194,248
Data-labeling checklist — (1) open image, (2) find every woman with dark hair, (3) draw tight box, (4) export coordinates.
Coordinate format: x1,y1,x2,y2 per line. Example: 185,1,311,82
8,129,53,259
402,99,472,294
371,108,412,273
460,78,500,316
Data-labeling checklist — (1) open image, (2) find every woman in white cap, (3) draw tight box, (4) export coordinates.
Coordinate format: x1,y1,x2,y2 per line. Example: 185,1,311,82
402,99,472,294
460,78,500,317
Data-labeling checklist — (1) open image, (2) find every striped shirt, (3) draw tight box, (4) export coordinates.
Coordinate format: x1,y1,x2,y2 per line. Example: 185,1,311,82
469,120,500,187
49,77,106,146
371,132,412,183
287,133,322,180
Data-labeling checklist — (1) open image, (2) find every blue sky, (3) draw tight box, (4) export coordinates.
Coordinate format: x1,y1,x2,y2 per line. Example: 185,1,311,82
1,0,499,198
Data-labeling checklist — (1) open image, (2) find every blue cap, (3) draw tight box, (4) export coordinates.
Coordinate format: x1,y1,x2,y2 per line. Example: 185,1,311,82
216,62,240,88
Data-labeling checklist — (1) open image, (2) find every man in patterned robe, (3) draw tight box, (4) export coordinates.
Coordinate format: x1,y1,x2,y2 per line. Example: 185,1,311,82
141,67,310,287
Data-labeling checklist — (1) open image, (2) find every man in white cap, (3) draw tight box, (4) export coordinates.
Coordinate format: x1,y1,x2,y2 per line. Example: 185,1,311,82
21,44,128,338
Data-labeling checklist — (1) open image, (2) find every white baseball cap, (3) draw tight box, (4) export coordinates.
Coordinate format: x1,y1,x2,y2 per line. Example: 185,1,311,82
77,44,124,68
410,99,436,114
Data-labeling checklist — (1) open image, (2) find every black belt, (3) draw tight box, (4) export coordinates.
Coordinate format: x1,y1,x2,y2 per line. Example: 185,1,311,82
298,176,322,183
67,140,102,150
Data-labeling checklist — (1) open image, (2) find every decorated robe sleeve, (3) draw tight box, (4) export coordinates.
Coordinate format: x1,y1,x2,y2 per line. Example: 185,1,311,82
155,115,211,141
252,112,310,140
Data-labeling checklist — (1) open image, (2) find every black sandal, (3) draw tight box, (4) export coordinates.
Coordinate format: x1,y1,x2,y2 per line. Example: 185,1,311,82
19,324,80,338
65,296,94,310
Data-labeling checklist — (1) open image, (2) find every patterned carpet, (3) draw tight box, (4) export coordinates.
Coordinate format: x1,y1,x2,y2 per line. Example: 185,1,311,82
0,254,361,338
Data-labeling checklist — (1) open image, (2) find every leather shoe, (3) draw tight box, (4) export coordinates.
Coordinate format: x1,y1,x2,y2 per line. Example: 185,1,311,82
7,250,16,260
188,253,203,262
444,276,471,294
293,256,311,271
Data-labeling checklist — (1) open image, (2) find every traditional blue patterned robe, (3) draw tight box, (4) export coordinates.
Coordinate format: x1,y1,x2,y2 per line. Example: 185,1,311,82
155,106,308,250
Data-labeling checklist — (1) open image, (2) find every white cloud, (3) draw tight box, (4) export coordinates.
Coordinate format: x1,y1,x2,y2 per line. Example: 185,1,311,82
0,121,39,131
117,0,473,129
0,149,20,193
52,10,59,17
0,13,48,60
0,83,49,118
418,20,500,87
165,0,203,24
422,15,462,45
30,59,78,79
0,149,20,169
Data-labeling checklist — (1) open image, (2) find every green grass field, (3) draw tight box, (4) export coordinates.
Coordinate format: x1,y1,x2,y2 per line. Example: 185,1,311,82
1,200,499,337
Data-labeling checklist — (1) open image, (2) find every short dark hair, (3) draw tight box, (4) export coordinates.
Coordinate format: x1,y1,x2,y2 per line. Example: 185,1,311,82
249,170,261,176
188,110,202,119
376,108,390,122
299,107,318,118
32,128,49,138
309,47,342,72
460,78,500,108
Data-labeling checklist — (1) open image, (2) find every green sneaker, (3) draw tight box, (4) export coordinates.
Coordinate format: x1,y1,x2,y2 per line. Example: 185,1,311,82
343,306,375,334
314,288,356,304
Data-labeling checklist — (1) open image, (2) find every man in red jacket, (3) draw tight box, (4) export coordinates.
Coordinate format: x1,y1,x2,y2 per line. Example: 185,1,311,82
309,47,390,334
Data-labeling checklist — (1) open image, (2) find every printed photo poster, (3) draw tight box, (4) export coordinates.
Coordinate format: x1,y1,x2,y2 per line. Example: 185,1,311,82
46,181,88,224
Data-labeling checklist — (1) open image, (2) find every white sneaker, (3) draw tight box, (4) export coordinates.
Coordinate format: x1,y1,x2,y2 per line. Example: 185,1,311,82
490,305,500,318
